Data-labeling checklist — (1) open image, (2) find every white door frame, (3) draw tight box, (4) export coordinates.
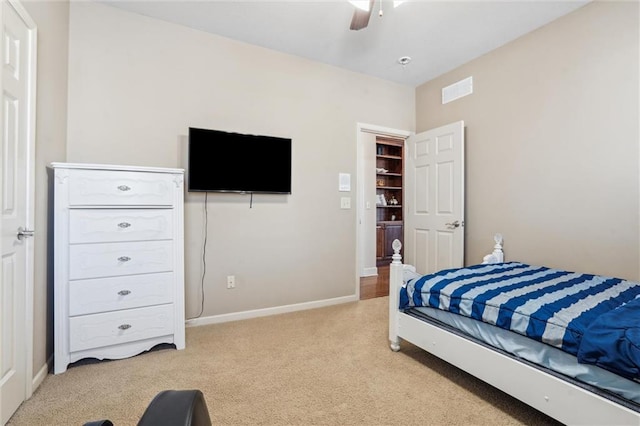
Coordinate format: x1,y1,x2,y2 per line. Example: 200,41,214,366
0,0,37,412
355,123,411,296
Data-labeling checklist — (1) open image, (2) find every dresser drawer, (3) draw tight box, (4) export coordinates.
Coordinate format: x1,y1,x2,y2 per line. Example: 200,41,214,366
69,209,173,244
67,169,175,206
69,304,174,352
69,272,174,316
69,241,173,280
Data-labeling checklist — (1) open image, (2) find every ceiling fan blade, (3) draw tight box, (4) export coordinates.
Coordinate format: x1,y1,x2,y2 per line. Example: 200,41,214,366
349,0,374,31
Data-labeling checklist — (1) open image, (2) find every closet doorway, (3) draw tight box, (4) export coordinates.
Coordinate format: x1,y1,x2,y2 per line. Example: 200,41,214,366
356,121,465,300
356,123,410,300
374,137,404,267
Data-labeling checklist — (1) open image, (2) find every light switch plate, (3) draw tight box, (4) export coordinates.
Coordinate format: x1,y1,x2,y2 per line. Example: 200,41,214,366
340,197,351,209
339,173,351,192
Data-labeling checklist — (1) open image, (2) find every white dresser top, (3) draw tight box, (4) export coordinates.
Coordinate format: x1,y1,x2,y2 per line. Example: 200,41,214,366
50,162,184,174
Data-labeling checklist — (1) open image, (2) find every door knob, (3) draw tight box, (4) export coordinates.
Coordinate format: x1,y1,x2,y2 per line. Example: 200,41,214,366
445,220,461,229
17,227,35,240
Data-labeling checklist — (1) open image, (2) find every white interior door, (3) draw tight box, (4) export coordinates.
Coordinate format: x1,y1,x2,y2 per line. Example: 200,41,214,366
404,121,464,274
1,0,36,423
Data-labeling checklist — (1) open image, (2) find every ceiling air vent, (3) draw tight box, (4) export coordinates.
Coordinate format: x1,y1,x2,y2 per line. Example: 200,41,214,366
442,76,473,104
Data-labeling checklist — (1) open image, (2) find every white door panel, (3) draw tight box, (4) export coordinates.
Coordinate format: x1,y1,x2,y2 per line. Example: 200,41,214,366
1,1,36,423
405,121,464,274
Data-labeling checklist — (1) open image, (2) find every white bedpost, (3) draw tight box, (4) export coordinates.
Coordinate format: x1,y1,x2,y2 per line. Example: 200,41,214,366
389,239,403,352
482,233,504,264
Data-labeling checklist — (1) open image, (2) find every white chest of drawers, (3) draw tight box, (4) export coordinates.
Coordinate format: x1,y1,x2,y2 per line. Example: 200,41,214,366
51,163,185,374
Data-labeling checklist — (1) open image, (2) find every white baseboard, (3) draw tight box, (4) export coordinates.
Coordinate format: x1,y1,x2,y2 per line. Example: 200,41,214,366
30,356,51,397
361,267,378,277
185,294,358,327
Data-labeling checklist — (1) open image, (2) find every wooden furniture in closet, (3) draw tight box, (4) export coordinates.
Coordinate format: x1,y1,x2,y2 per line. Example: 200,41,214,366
51,163,185,374
375,138,404,263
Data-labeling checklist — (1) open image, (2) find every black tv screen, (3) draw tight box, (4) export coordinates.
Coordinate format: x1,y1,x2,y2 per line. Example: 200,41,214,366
188,127,292,194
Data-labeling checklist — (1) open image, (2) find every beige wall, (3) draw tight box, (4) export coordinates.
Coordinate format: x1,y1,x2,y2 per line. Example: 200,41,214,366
66,2,415,318
21,0,69,377
416,1,639,280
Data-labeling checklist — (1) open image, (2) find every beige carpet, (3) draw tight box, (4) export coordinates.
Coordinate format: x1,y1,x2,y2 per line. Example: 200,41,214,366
9,297,560,425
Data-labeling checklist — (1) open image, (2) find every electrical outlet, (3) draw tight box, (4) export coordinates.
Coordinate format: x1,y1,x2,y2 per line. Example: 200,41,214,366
227,275,235,289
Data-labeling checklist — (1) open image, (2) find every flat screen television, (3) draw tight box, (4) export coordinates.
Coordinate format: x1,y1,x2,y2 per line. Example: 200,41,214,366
188,127,292,194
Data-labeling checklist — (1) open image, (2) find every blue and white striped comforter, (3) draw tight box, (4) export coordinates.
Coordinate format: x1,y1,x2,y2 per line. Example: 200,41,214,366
400,262,640,380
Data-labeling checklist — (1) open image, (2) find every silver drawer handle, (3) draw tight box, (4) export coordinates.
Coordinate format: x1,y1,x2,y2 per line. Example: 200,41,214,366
118,324,132,330
117,290,131,296
117,222,131,228
117,256,131,262
117,185,131,192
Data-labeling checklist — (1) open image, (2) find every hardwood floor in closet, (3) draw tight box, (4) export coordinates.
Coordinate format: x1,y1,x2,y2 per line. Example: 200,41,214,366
359,265,389,300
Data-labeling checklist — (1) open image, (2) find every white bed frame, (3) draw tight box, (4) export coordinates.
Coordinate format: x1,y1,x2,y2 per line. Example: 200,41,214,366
388,237,640,425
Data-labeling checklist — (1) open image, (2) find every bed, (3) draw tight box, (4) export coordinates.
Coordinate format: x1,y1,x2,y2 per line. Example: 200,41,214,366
388,236,640,425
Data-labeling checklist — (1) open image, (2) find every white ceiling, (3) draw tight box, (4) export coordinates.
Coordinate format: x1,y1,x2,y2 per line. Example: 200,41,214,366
102,0,590,87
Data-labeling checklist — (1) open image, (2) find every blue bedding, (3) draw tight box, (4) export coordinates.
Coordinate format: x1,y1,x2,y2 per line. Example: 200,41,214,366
400,262,640,380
